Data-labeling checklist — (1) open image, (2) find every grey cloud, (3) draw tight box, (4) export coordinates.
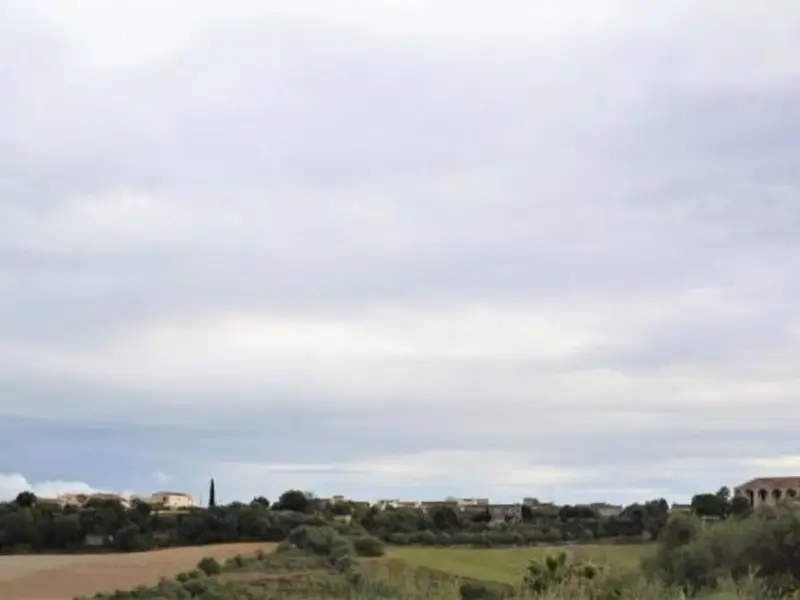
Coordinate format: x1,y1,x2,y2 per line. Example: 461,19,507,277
578,307,798,373
2,1,800,501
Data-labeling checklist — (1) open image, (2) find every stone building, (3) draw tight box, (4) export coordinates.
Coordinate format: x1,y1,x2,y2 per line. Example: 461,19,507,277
375,499,421,510
56,492,130,509
734,477,800,509
419,500,460,513
150,491,194,510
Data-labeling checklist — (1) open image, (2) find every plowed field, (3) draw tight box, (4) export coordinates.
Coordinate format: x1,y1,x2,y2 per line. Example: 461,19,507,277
0,543,277,600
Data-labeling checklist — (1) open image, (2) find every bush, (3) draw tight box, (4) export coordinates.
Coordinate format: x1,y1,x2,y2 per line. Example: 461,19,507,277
333,553,357,573
659,513,703,550
352,535,386,557
182,578,210,596
523,551,603,595
387,532,410,545
222,553,250,571
414,530,437,545
286,525,343,556
459,581,513,599
329,537,355,569
648,506,800,595
196,556,221,576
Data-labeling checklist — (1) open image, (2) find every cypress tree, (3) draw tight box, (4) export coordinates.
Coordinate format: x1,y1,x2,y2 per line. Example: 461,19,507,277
209,477,216,508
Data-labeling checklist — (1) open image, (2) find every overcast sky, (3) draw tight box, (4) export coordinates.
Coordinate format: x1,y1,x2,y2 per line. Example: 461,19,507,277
2,0,800,506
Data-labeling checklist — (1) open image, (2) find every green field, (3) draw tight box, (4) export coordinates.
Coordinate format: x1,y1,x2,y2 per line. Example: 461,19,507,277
387,543,655,584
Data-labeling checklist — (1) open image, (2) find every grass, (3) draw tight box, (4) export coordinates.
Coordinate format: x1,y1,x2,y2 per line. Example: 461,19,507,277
387,543,656,584
66,540,795,600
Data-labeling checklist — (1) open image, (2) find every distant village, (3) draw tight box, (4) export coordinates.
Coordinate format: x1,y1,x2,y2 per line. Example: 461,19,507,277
35,491,194,511
33,475,795,520
314,495,698,522
36,490,695,521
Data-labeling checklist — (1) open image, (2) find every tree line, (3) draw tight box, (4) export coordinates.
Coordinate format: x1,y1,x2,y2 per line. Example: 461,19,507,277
0,486,751,554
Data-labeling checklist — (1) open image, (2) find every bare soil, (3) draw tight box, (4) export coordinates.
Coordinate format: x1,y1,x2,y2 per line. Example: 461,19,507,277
0,542,277,600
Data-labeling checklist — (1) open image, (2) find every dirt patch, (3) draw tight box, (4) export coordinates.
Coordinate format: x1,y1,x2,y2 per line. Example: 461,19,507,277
0,555,95,582
0,543,277,600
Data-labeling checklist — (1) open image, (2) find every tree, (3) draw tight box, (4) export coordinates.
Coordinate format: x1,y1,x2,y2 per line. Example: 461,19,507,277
691,492,728,519
521,505,534,522
209,478,216,508
729,495,751,517
275,489,310,513
559,505,598,521
14,491,36,508
471,508,491,523
431,506,460,531
251,496,270,508
131,498,152,519
329,501,352,516
50,514,82,550
642,499,670,539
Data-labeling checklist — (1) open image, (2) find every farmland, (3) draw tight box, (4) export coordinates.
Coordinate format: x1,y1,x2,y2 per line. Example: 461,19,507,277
4,514,800,600
386,543,654,584
0,541,653,599
0,542,277,600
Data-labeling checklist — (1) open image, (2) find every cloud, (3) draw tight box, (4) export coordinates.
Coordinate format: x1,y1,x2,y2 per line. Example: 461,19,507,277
216,450,584,501
0,190,202,253
741,456,800,472
3,288,797,426
0,473,98,501
1,1,800,503
215,451,784,504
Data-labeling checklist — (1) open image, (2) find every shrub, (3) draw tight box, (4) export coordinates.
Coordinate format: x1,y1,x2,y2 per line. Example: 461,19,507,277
223,553,249,571
196,556,221,576
286,525,343,556
414,530,437,545
453,531,478,545
182,579,210,596
523,551,603,595
654,541,718,594
352,535,386,557
459,581,513,599
658,513,703,550
333,553,357,573
648,506,800,595
329,537,355,564
387,532,410,545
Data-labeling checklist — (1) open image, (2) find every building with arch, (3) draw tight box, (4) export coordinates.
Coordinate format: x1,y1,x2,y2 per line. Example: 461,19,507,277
734,477,800,508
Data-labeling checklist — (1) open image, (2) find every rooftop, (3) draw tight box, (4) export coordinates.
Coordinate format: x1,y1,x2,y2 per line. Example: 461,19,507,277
736,477,800,489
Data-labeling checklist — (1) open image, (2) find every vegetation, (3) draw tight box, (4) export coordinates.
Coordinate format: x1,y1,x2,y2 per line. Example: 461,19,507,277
389,544,651,584
0,486,751,555
0,492,327,553
68,506,800,599
347,497,672,546
645,505,800,595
